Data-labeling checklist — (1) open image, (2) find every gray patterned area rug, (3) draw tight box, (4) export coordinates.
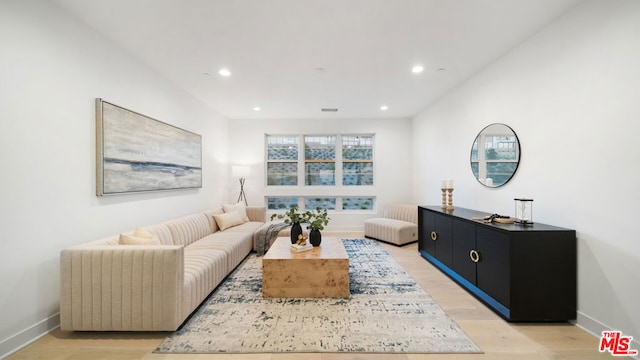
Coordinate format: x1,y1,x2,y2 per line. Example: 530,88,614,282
155,239,482,354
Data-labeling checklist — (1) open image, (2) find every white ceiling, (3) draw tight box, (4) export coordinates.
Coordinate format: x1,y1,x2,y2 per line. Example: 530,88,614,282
53,0,583,120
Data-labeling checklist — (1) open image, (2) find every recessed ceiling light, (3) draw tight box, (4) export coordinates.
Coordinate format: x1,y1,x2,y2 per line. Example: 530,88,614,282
380,105,388,111
411,65,424,74
252,107,261,111
219,68,232,77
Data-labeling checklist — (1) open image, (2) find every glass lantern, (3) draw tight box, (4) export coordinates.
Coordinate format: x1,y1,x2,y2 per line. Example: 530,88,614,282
514,198,533,225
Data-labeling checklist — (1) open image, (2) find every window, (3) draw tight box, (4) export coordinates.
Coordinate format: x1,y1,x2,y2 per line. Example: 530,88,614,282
266,135,298,185
265,134,375,213
304,135,336,186
342,135,373,185
342,197,375,210
266,197,299,210
266,196,376,211
305,197,336,210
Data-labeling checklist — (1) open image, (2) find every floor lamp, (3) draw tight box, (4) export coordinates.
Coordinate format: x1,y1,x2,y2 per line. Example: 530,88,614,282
232,165,250,206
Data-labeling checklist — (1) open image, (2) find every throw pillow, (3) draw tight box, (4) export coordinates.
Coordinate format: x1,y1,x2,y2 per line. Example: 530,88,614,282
133,226,157,239
213,211,245,231
119,233,162,245
222,202,250,223
119,226,161,245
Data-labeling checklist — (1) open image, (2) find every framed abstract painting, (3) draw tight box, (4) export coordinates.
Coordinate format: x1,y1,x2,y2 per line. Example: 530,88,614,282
96,98,202,195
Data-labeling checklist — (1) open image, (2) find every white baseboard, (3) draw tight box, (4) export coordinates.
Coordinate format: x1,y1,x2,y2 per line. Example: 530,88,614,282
576,311,639,360
0,313,59,359
575,311,607,337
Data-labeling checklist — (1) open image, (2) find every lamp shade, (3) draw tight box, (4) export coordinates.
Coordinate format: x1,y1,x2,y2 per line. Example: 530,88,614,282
232,165,250,178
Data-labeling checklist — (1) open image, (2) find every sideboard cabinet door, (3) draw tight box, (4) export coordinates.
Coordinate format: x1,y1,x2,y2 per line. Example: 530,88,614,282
418,208,453,267
434,214,453,267
451,219,476,285
476,227,510,308
418,209,436,256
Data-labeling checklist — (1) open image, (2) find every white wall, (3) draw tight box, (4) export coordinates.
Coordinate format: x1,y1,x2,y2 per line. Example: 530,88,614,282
412,0,640,347
228,118,413,231
0,1,229,356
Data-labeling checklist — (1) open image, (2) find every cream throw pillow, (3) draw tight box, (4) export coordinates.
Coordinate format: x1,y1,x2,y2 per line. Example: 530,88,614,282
119,226,161,245
213,211,245,231
222,202,250,223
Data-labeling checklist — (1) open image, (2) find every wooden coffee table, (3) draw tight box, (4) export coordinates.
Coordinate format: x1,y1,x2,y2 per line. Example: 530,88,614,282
262,236,350,298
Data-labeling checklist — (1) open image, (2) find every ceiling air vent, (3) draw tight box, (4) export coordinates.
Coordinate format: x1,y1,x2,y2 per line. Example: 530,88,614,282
321,108,338,112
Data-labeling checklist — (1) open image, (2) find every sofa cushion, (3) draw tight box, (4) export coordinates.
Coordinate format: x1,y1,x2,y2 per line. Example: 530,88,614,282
221,220,265,249
383,203,418,223
213,211,245,231
141,223,174,245
364,217,417,246
182,247,227,319
189,232,253,272
165,214,212,247
222,220,264,234
245,206,266,222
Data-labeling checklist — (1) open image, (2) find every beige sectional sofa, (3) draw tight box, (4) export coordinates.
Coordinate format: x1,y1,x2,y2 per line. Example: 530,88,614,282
364,203,418,246
59,205,270,332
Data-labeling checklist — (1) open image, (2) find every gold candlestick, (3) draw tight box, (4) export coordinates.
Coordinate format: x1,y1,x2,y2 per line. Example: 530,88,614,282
447,188,454,211
441,188,447,209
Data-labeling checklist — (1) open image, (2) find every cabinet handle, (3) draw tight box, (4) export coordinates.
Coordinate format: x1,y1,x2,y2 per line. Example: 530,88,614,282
430,231,437,241
469,249,480,263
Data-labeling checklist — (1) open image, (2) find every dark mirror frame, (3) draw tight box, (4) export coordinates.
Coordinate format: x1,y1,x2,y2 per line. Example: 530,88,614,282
470,123,521,188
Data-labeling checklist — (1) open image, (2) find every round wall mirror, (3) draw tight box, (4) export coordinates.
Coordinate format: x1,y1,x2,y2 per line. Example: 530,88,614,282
470,123,520,187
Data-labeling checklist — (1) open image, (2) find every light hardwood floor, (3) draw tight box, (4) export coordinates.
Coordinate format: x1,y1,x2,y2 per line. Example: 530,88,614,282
8,232,621,360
